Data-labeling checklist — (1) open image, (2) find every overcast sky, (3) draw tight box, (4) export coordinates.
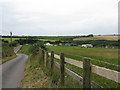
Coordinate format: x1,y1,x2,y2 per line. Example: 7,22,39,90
0,0,119,36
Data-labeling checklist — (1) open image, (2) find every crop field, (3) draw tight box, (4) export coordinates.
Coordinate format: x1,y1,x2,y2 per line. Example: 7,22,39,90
73,35,119,41
46,46,119,71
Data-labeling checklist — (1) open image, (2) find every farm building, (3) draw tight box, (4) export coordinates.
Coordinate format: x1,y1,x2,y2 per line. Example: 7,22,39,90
81,44,93,48
45,42,53,46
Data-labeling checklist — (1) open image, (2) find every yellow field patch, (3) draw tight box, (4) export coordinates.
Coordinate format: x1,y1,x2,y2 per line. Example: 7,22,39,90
73,35,119,41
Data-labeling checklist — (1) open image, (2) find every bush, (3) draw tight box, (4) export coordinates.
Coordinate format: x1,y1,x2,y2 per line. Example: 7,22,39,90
2,42,14,58
29,41,46,55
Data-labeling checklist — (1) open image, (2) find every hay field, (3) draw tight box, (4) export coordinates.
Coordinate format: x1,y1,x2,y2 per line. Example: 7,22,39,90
73,35,119,41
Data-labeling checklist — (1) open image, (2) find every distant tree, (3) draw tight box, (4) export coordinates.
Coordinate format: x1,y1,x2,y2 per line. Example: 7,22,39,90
87,34,94,37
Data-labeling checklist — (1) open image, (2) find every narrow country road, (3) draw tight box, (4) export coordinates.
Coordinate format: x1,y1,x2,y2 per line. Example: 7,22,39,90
1,45,29,88
14,45,22,53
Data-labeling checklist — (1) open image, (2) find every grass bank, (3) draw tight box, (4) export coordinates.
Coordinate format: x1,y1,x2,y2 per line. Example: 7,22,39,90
1,54,17,64
20,45,82,88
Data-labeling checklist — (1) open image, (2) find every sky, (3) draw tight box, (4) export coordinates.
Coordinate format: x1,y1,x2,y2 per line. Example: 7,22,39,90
0,0,119,36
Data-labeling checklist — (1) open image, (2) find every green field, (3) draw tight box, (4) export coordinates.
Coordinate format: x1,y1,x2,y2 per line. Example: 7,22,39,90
39,39,57,42
2,38,20,42
2,38,58,42
46,46,119,88
19,44,32,54
46,46,119,71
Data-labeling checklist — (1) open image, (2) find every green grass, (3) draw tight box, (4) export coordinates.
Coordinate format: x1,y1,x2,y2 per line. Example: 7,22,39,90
46,46,119,88
39,39,57,42
20,45,82,88
20,45,120,88
19,44,32,55
53,56,119,88
20,54,54,88
2,38,20,42
65,63,119,88
0,41,1,59
46,46,119,71
20,54,82,88
1,54,17,64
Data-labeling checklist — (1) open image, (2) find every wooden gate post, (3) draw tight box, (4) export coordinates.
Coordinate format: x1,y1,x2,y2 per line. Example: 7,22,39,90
45,51,49,67
60,53,65,86
83,57,91,88
51,51,54,74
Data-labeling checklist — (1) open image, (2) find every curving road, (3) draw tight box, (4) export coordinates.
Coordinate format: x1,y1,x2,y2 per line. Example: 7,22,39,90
1,46,28,88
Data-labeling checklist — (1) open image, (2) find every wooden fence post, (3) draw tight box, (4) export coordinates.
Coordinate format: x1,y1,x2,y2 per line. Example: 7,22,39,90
45,51,48,67
51,51,54,74
41,49,45,64
60,53,65,86
83,57,91,88
39,49,42,64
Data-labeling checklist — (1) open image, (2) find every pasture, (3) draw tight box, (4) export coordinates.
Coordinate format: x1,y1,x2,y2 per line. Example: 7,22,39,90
46,46,119,88
46,46,119,71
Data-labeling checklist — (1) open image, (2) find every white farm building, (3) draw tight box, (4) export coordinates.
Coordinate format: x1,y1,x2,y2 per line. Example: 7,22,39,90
81,44,93,48
45,42,53,46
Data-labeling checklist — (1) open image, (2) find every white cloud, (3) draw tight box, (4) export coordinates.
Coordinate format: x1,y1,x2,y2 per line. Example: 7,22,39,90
1,0,119,35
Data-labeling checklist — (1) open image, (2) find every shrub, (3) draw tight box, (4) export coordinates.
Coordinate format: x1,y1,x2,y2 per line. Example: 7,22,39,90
29,41,46,55
2,42,14,58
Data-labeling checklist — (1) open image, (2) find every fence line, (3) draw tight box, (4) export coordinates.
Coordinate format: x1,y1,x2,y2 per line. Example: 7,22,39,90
49,53,120,83
41,49,120,88
54,60,103,88
54,61,83,84
48,49,120,67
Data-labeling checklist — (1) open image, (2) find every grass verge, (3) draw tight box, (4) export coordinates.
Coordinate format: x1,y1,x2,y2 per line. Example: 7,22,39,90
20,45,82,88
1,54,17,64
20,53,82,88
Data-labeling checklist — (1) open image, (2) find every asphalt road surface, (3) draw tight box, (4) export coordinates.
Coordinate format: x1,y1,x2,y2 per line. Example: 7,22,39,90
14,45,22,53
1,45,28,88
2,54,28,88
